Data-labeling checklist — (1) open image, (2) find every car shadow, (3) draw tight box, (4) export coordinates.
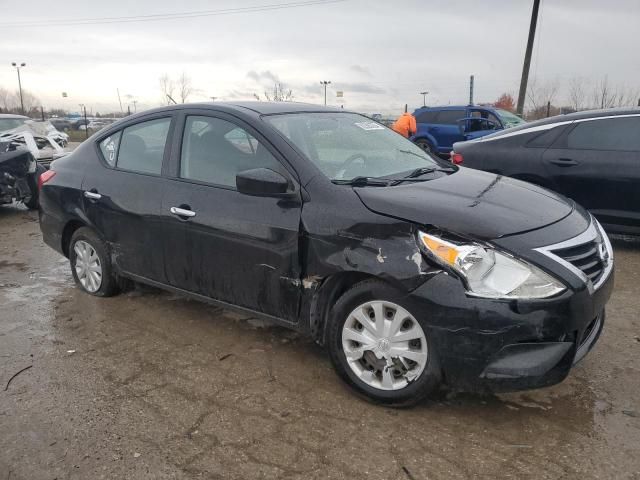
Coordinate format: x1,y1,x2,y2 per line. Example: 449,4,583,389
609,234,640,251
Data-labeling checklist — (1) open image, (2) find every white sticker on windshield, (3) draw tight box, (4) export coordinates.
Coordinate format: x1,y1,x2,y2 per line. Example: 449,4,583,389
354,121,384,131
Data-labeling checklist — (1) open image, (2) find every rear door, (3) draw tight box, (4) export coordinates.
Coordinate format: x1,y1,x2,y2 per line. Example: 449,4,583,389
542,115,640,228
431,109,467,152
161,111,303,322
83,115,175,281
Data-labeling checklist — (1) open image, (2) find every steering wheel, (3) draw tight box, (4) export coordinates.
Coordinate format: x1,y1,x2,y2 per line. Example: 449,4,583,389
336,153,368,179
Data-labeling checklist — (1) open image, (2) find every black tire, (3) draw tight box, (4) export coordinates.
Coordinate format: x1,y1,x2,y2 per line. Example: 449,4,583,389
414,138,437,156
23,172,40,210
69,227,119,297
327,279,441,407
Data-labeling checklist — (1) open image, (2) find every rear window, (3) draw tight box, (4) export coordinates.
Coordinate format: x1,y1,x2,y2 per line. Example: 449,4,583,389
526,126,566,148
434,110,466,125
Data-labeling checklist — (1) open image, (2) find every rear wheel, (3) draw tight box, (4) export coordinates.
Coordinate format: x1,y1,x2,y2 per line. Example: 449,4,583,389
69,227,119,297
415,138,435,155
327,280,441,406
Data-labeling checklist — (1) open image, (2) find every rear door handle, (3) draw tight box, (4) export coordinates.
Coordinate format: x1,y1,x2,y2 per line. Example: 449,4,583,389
84,190,102,200
170,206,196,218
549,158,578,167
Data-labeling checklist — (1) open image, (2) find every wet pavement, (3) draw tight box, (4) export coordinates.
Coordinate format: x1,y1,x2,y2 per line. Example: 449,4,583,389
1,204,639,480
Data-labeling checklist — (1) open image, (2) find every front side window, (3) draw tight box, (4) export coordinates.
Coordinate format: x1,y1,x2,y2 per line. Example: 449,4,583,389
98,131,121,167
416,111,438,124
266,112,441,181
180,116,283,187
116,118,171,175
567,117,640,151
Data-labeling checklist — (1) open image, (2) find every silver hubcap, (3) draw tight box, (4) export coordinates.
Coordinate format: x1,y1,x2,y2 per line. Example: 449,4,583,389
341,300,428,391
73,240,102,293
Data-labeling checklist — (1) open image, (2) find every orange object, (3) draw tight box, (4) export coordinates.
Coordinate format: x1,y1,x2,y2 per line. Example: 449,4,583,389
392,112,417,138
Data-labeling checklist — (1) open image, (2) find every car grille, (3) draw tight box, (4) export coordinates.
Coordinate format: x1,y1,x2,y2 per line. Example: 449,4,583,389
551,239,605,284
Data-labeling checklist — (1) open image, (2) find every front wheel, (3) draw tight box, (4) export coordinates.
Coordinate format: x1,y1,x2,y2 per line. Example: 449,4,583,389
327,280,441,406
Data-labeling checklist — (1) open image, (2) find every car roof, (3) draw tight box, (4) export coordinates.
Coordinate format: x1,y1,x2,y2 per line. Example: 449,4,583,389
0,114,29,119
414,105,495,112
124,101,347,119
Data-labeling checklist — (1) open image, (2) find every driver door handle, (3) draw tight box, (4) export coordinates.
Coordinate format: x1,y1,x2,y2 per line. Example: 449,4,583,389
84,190,102,200
549,157,578,167
170,206,196,218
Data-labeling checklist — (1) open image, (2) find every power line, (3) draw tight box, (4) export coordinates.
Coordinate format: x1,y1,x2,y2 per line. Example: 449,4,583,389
0,0,346,28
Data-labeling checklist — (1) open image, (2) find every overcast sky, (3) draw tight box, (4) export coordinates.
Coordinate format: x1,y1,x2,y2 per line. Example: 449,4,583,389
0,0,638,114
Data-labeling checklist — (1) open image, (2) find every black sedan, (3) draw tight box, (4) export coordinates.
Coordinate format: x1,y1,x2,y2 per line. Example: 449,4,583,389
38,102,613,405
452,108,640,235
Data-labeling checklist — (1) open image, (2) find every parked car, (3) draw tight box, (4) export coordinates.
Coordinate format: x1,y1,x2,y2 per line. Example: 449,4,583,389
39,102,613,406
49,118,72,132
451,108,640,235
0,114,31,132
0,141,45,209
411,105,526,156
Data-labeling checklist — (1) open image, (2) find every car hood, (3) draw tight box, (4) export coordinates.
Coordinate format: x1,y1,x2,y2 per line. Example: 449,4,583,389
354,167,574,240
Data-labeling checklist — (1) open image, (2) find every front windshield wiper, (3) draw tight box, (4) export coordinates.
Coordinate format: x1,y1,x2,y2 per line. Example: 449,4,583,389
332,176,390,187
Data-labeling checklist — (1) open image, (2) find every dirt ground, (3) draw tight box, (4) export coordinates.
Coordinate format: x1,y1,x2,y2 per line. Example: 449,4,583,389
1,204,639,480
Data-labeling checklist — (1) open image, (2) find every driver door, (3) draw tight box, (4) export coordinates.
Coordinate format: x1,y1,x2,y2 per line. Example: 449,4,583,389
161,112,303,322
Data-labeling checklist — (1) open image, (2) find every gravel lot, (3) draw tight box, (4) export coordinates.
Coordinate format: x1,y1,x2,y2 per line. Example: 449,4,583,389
1,204,639,479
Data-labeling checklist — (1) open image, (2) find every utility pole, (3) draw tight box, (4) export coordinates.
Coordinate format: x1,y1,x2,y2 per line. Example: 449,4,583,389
320,80,331,106
11,62,26,114
210,96,217,102
469,75,475,105
132,100,138,113
419,91,429,107
516,0,541,116
117,88,123,113
79,104,88,139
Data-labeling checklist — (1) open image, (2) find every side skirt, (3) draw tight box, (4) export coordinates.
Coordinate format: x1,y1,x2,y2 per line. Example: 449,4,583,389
121,272,303,332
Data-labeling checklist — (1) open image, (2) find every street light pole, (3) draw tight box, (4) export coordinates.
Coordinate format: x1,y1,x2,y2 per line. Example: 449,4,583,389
320,81,331,106
79,104,88,139
11,62,26,114
419,91,429,107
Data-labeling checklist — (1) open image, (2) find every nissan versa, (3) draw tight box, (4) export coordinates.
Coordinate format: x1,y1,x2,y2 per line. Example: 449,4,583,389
38,102,614,406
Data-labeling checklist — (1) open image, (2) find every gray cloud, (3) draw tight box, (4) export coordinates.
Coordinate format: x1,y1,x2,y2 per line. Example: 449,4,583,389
350,65,371,76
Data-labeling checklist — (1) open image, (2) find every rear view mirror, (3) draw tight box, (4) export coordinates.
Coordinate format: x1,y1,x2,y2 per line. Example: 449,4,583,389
236,168,291,197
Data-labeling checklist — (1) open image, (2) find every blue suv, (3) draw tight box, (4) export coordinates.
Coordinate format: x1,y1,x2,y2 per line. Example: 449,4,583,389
411,105,525,156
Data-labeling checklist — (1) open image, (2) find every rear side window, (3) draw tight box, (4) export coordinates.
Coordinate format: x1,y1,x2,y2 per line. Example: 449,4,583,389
434,110,465,125
180,116,283,188
116,118,171,175
98,132,121,167
415,111,438,124
566,117,640,151
526,125,566,148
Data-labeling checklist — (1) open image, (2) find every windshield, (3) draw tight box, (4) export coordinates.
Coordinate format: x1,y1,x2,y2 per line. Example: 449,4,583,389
0,118,27,132
495,109,526,128
265,112,442,181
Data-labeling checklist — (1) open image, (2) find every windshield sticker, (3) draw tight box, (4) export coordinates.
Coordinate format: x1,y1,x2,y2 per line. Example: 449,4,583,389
354,121,384,131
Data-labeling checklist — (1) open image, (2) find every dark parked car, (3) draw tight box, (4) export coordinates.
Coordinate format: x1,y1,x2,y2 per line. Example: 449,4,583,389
452,108,640,235
411,105,525,156
39,102,613,405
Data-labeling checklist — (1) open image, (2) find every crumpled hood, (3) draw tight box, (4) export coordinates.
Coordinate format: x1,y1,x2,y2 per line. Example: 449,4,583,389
354,167,574,240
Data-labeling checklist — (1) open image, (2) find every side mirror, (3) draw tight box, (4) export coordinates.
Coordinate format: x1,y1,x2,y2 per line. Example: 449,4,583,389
236,168,291,197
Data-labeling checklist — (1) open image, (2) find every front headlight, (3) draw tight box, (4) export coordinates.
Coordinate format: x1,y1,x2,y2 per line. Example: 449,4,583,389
418,231,566,299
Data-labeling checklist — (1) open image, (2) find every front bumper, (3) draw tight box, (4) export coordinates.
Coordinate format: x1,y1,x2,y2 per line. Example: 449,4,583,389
408,264,613,393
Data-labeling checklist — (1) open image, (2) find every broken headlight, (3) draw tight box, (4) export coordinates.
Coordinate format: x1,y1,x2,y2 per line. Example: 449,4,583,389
418,231,566,299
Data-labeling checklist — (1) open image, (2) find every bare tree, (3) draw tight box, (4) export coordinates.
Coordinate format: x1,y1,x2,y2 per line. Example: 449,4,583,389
252,93,261,101
263,82,294,102
159,74,176,105
13,89,40,113
592,75,617,109
526,77,560,112
0,87,13,112
567,77,587,112
177,73,194,103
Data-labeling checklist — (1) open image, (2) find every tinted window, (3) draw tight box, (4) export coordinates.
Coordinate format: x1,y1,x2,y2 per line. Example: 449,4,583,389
415,111,438,124
435,110,465,125
567,117,640,151
526,126,566,148
98,131,121,167
180,116,283,187
117,118,171,174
